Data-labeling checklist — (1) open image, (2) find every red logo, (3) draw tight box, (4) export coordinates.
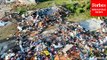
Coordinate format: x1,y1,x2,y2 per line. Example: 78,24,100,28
91,0,107,16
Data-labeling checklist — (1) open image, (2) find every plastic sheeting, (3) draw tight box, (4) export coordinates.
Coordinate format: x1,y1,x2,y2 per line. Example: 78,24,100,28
79,18,103,31
0,21,11,26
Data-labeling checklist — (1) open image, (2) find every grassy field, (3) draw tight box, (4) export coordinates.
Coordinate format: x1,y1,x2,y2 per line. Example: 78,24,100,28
67,10,93,22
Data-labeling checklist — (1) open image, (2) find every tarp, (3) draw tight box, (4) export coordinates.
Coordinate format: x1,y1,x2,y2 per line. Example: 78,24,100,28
0,21,11,26
79,18,103,31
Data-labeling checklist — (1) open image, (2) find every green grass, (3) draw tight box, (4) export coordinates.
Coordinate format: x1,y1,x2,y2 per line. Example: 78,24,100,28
67,10,97,22
67,10,90,22
54,0,70,5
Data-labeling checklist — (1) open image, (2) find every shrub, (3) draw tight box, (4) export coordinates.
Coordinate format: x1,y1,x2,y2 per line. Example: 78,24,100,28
16,7,27,15
86,3,90,10
76,8,85,14
65,4,75,13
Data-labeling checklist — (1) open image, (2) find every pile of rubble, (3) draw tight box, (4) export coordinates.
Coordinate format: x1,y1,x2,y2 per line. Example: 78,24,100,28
0,6,107,60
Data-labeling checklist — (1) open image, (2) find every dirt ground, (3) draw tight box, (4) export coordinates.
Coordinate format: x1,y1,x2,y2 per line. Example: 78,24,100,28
0,24,17,41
